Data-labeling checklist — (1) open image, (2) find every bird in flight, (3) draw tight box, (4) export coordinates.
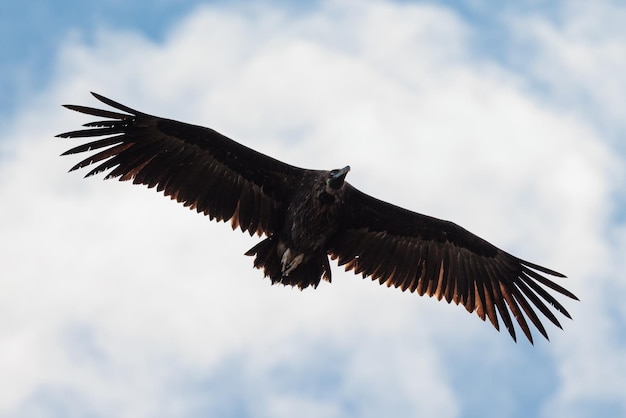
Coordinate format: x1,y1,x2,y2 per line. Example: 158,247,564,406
57,92,578,344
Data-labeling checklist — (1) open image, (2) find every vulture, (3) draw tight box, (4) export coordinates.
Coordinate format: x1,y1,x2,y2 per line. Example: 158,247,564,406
57,92,578,344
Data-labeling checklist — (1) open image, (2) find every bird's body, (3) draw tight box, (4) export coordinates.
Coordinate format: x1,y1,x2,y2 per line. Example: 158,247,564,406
57,93,578,343
248,167,350,288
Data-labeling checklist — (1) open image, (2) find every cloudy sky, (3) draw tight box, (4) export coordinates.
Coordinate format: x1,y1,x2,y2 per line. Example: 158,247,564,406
1,0,625,417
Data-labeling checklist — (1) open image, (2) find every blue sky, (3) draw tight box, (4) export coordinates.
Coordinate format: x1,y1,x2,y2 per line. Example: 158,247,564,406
0,0,562,117
1,1,625,417
1,0,192,118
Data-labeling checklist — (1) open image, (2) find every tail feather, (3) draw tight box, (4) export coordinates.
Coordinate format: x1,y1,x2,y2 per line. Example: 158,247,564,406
245,237,332,289
245,237,282,282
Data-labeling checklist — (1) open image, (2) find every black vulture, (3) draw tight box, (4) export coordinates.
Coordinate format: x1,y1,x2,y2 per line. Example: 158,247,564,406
57,92,578,344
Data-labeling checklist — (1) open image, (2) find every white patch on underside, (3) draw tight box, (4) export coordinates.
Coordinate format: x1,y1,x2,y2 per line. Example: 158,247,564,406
281,248,305,276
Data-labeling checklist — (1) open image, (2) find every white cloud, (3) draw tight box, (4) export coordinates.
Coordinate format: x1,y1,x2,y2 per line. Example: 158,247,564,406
1,1,624,417
509,1,626,137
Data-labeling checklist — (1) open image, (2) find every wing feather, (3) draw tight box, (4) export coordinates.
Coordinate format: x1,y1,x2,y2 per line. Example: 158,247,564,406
329,184,577,343
58,93,306,236
485,261,518,342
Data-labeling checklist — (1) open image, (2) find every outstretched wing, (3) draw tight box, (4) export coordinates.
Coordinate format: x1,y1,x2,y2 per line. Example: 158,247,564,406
330,184,578,343
57,93,307,236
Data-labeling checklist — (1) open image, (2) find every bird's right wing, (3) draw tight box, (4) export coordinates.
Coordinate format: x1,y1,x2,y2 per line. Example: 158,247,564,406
57,93,307,236
329,184,578,343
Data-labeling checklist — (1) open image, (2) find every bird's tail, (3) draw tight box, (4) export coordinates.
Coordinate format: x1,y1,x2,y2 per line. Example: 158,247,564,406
245,236,332,290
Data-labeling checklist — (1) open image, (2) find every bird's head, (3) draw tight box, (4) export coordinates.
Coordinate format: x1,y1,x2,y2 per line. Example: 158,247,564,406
326,165,350,192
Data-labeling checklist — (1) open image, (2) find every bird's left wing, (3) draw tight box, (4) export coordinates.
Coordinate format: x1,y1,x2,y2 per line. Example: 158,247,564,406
329,184,578,343
57,93,306,236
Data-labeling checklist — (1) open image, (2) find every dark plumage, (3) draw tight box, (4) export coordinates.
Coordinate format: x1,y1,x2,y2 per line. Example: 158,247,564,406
57,92,578,344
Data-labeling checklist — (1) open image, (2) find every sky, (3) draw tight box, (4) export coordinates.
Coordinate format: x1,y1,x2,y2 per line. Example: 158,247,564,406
1,0,625,417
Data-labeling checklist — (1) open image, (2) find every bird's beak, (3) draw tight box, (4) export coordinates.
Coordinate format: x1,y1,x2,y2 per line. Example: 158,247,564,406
328,165,351,189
